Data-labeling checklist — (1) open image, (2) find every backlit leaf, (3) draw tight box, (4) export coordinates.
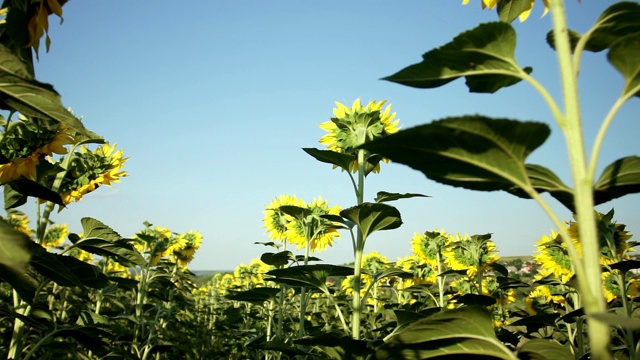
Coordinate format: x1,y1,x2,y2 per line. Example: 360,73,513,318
383,22,530,93
608,35,640,98
594,156,640,204
374,191,429,203
360,116,550,196
497,0,533,23
340,203,402,240
267,265,353,294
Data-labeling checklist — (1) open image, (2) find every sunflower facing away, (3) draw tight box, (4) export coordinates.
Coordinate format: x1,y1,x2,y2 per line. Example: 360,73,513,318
285,196,341,253
319,98,400,173
461,0,549,22
57,143,128,205
263,194,306,243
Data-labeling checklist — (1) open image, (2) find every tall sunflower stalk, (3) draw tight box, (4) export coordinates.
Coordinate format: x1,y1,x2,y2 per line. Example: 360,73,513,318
314,99,400,339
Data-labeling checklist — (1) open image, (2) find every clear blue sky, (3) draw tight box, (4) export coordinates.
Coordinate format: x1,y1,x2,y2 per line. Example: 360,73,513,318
29,0,639,270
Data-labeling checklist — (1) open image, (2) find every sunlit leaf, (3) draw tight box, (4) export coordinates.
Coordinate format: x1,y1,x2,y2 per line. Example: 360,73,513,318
594,156,640,204
374,191,429,203
303,148,355,172
377,307,514,359
360,116,550,197
74,238,145,267
516,338,574,360
80,217,123,241
340,203,402,240
584,2,640,53
383,22,531,93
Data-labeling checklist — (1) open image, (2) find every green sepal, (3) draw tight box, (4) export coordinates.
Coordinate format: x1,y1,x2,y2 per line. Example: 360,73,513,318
497,0,533,23
383,22,530,93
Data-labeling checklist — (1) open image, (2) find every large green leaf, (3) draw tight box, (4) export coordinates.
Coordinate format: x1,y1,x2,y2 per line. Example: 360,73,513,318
5,178,65,207
608,35,640,98
376,307,515,360
516,339,573,360
0,44,89,135
340,202,402,240
506,164,575,210
74,238,145,267
584,2,640,53
266,264,353,294
295,333,372,360
594,156,640,204
260,250,293,267
360,116,550,196
383,22,531,93
303,148,355,172
0,220,35,301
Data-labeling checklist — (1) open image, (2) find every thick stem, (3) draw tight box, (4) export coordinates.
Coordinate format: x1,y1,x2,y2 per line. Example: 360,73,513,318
351,149,366,339
550,2,610,358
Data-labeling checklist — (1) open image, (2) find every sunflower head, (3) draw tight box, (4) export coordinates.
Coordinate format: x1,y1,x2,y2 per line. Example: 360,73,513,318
285,196,341,253
411,229,451,267
5,212,33,238
362,251,390,276
172,230,203,267
56,142,128,205
442,233,499,277
263,195,306,243
461,0,548,22
42,223,69,251
319,99,399,173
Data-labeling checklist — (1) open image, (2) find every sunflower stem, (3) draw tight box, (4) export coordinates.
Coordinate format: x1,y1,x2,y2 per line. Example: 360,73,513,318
351,149,367,339
549,1,610,358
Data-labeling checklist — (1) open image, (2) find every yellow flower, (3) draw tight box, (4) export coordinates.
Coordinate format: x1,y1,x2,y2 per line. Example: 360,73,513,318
362,251,390,275
5,212,32,237
319,98,400,173
263,194,306,242
59,143,128,204
442,233,500,277
286,196,341,253
462,0,548,22
173,230,203,266
341,274,373,297
105,260,131,278
411,229,451,269
42,223,69,250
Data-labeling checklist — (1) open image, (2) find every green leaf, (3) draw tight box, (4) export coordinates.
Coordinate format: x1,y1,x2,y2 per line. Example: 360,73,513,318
374,191,430,203
497,0,533,23
226,287,281,306
74,238,145,267
584,2,640,53
516,339,573,360
260,251,293,267
609,259,640,273
591,313,640,330
376,307,515,360
80,217,123,241
4,183,27,209
594,156,640,204
266,264,353,294
6,178,64,207
383,22,530,93
455,294,497,307
0,218,31,268
506,164,575,211
0,44,90,135
303,148,355,172
608,35,640,98
340,203,402,240
295,333,372,360
360,116,550,196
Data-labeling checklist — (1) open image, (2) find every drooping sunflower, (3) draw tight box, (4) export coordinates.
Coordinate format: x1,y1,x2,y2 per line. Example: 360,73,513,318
263,194,306,243
173,230,203,267
461,0,548,22
319,98,400,173
285,196,341,253
362,251,390,275
0,115,74,183
57,143,128,205
567,210,634,266
525,285,566,315
396,255,437,286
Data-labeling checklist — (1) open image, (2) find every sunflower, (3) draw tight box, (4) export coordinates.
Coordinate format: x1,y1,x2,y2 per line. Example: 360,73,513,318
173,230,203,267
533,230,579,284
42,223,69,251
362,251,390,275
0,116,74,183
396,255,437,286
442,233,500,277
285,196,341,253
567,211,634,266
66,247,94,264
461,0,548,22
263,194,306,242
411,229,451,269
319,98,400,173
105,260,132,278
58,143,128,205
525,285,566,315
341,274,373,297
6,212,32,238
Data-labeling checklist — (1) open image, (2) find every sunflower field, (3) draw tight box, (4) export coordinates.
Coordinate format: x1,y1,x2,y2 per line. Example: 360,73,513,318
1,0,640,359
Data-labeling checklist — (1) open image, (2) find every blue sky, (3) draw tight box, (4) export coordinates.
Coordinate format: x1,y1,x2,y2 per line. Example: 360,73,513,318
28,1,639,271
